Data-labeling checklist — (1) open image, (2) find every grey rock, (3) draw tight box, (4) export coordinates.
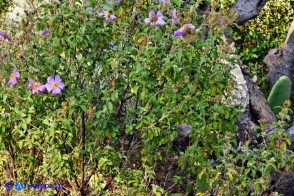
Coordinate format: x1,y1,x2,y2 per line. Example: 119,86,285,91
236,115,257,145
230,63,250,113
233,0,268,24
175,123,191,138
224,60,275,144
243,66,276,124
173,123,191,151
285,19,294,52
272,170,294,196
286,126,294,151
265,48,294,87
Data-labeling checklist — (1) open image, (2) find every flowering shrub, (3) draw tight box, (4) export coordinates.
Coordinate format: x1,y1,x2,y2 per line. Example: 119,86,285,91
0,0,293,195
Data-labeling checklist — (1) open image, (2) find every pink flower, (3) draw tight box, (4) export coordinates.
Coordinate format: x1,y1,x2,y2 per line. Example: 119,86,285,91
45,75,65,95
8,69,20,86
41,28,49,36
171,9,181,26
98,11,116,22
0,32,12,41
144,11,166,26
174,24,195,37
1,51,12,59
28,78,46,94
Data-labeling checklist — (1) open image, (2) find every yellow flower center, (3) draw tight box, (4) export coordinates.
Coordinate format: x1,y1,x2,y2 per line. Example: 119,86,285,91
180,26,186,30
150,16,158,22
52,82,58,88
33,83,39,89
105,12,110,18
10,73,15,79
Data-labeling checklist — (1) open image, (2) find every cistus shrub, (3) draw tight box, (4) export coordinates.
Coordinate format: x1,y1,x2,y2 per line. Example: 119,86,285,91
0,0,293,195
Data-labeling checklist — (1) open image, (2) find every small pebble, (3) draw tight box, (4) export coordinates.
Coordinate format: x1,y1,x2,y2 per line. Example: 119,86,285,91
252,75,257,83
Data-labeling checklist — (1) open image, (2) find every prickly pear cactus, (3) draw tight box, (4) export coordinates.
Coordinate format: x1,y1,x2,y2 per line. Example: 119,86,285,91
267,75,292,115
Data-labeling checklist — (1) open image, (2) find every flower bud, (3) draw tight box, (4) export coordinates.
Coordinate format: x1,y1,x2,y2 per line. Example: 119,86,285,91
283,100,291,108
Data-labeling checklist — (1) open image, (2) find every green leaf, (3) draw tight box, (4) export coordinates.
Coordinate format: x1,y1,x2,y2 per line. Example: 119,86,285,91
107,102,113,111
80,105,87,112
196,173,209,192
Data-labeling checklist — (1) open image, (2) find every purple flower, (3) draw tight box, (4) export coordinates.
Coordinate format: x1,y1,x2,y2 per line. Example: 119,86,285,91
0,32,12,41
144,11,166,26
28,78,46,94
5,51,12,57
159,0,170,3
171,9,181,26
8,69,20,86
98,11,116,22
41,28,49,36
174,24,195,37
45,75,65,95
1,51,12,59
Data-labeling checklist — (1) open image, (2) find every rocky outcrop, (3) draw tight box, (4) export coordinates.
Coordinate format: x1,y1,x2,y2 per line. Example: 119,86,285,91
241,65,276,124
263,19,294,196
236,63,276,144
264,19,294,122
